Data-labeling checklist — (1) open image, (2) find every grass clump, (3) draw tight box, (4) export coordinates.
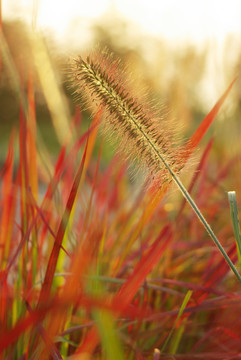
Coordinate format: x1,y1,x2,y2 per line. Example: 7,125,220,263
1,31,241,360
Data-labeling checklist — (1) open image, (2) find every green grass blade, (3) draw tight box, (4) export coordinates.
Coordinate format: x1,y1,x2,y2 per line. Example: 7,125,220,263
169,324,185,354
89,277,125,360
161,158,241,284
228,191,241,271
93,309,125,360
160,290,192,354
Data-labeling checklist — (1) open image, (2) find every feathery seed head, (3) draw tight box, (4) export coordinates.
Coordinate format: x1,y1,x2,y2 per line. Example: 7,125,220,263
71,49,185,188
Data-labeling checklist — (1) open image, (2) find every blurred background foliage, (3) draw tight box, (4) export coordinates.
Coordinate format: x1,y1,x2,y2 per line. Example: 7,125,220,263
1,17,241,164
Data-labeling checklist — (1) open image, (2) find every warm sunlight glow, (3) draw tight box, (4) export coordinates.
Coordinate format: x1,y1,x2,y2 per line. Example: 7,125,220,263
115,0,241,44
37,0,110,37
3,0,241,108
3,0,241,46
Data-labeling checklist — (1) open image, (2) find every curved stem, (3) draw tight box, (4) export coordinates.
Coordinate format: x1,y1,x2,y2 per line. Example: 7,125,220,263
163,157,241,284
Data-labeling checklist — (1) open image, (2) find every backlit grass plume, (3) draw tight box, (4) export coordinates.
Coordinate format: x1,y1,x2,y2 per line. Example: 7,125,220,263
71,49,184,186
71,49,241,283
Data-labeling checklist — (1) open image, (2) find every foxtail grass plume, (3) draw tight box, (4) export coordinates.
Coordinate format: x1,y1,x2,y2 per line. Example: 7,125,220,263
71,49,185,188
71,49,241,284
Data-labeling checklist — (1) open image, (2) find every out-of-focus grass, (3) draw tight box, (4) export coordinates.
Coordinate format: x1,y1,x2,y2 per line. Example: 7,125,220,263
1,20,241,164
1,17,241,360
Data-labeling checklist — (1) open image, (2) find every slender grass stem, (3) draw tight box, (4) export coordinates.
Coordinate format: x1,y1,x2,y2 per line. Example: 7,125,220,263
161,156,241,283
129,104,241,282
72,51,241,284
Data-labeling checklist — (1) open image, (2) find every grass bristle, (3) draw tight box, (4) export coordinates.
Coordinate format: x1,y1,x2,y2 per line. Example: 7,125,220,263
72,50,185,187
71,50,241,285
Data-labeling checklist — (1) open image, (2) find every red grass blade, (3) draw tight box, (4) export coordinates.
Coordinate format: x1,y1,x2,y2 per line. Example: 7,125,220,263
27,70,38,200
19,102,30,229
25,302,64,360
177,137,214,218
78,226,171,356
115,225,171,308
0,305,51,353
184,78,237,156
131,80,236,253
0,290,152,354
196,243,237,303
0,130,15,266
37,142,88,307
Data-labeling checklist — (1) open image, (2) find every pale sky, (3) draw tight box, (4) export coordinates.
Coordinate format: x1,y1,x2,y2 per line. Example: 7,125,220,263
3,0,241,46
2,0,241,108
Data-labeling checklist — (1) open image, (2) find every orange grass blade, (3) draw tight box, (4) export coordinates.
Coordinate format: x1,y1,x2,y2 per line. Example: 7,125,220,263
35,118,100,266
113,91,226,272
0,291,150,354
25,302,64,360
184,77,237,155
44,229,103,358
114,186,168,273
195,242,237,304
37,142,88,306
80,107,102,184
38,146,103,356
115,225,171,309
0,304,53,353
0,130,15,266
41,146,66,209
177,137,214,218
27,70,38,200
0,277,8,336
19,102,29,229
41,114,100,207
78,226,171,356
3,202,35,278
123,79,236,261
